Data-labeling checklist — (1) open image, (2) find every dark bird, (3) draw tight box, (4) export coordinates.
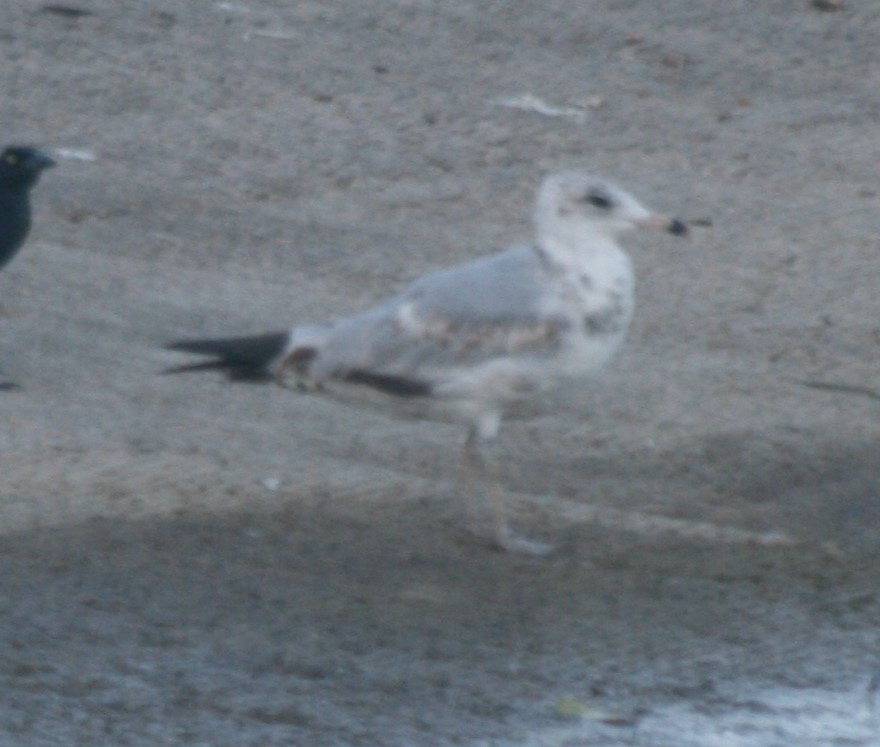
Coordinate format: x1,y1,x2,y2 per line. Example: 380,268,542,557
0,145,56,389
0,145,56,271
165,171,688,554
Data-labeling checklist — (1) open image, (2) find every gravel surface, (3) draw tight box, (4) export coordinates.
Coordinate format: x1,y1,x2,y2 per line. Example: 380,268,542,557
1,2,879,744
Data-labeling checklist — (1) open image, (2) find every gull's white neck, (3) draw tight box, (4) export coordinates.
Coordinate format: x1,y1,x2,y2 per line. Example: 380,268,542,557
536,218,626,273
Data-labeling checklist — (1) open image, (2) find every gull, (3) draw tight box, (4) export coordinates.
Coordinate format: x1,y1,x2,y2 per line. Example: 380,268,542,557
165,171,688,554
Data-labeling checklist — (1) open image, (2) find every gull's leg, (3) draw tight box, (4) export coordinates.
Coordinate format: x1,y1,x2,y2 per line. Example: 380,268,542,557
462,425,555,556
462,425,504,541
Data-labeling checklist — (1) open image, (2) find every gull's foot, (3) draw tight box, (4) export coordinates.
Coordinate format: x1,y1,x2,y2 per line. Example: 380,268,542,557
465,515,557,556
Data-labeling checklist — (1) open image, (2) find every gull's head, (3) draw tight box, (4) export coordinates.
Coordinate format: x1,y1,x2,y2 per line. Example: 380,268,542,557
535,171,687,243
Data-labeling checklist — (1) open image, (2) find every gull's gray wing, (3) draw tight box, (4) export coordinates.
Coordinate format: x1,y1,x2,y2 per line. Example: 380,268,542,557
308,245,569,382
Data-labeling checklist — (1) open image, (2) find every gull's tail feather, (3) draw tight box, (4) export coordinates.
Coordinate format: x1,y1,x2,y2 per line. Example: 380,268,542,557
163,331,290,381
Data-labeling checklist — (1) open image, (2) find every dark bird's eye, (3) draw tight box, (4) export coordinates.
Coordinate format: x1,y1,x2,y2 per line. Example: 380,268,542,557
5,154,18,166
584,190,613,210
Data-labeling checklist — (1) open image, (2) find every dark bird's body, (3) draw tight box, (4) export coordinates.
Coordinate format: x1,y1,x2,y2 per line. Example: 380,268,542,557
0,146,56,271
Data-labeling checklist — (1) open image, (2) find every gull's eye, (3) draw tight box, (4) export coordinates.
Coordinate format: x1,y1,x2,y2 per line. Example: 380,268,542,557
5,153,18,166
584,190,613,210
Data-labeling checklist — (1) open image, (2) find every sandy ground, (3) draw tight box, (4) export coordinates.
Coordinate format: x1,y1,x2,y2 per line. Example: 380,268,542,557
1,1,879,744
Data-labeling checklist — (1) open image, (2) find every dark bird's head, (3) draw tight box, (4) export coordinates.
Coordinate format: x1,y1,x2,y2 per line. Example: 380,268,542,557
0,146,56,192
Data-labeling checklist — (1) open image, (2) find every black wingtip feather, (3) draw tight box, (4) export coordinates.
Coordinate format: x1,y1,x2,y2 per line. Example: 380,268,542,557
163,331,289,381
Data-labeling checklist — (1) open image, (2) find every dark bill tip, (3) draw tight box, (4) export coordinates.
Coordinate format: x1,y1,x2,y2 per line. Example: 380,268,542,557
667,218,688,237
